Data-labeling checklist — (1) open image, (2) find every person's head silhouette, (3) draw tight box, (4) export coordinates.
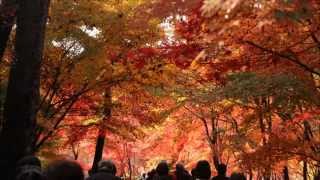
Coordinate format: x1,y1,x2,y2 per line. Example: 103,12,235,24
195,160,211,179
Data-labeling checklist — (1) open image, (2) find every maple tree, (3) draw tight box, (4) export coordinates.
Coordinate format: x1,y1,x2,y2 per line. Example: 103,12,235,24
134,0,320,178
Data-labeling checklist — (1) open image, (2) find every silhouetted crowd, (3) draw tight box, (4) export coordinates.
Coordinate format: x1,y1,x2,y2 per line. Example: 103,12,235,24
143,160,245,180
13,155,320,180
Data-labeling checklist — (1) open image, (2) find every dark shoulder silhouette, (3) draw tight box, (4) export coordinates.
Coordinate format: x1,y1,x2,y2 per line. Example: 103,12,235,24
15,156,46,180
230,172,246,180
45,159,84,180
194,160,211,180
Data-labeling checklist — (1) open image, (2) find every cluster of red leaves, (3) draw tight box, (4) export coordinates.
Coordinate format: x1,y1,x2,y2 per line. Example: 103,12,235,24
126,48,158,69
175,12,204,41
161,43,203,69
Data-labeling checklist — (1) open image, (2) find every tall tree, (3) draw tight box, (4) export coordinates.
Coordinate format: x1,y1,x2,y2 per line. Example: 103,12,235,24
90,86,112,173
0,0,50,179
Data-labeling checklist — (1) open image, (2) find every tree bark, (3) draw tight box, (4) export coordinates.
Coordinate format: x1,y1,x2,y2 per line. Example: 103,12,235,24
0,0,50,179
303,161,308,180
127,148,133,180
249,170,253,180
91,127,107,173
91,87,112,174
283,166,289,180
302,121,312,180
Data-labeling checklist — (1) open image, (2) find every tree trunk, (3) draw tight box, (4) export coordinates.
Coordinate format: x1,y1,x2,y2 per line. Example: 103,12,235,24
249,170,253,180
0,0,17,61
303,161,308,180
302,121,312,180
91,127,107,173
128,155,132,180
212,154,220,171
0,0,50,179
91,87,112,174
283,166,289,180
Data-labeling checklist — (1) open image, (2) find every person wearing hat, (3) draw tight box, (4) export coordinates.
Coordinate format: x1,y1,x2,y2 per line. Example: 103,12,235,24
87,160,121,180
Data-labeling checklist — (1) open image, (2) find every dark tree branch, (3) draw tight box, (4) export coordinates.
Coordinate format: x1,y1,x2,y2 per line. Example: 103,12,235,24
34,92,80,151
183,106,211,143
311,32,320,51
245,40,320,76
34,83,89,151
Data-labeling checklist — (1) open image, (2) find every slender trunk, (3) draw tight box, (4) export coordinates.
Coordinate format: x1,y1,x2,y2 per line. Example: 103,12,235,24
128,155,132,180
257,171,261,180
211,113,220,171
0,0,17,61
303,161,308,180
0,0,50,179
212,153,219,171
91,127,107,173
283,166,289,180
91,87,112,174
302,121,312,180
263,173,271,180
249,170,253,180
71,143,79,160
